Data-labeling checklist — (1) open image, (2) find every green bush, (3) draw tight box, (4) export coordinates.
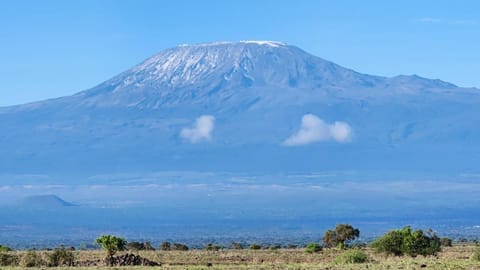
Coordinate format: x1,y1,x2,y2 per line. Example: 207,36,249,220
322,224,360,248
440,237,453,247
95,235,126,257
127,241,155,251
248,243,262,250
205,243,222,251
22,250,45,268
305,243,322,253
472,247,480,261
335,249,368,264
160,241,171,251
269,244,282,250
172,243,189,251
95,235,127,266
143,241,155,250
0,253,19,266
230,242,244,250
370,226,441,257
48,245,75,267
0,245,12,252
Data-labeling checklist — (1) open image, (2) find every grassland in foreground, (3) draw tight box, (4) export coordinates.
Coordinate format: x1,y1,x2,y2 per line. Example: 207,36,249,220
1,245,480,270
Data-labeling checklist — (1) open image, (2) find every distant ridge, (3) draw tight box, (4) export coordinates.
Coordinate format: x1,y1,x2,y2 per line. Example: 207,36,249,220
20,195,76,208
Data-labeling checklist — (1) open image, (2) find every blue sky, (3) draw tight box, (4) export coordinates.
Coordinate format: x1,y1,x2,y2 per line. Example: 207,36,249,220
0,0,479,106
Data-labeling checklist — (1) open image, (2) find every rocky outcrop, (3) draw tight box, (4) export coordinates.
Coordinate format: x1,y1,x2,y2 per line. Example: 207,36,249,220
76,253,160,267
107,253,160,266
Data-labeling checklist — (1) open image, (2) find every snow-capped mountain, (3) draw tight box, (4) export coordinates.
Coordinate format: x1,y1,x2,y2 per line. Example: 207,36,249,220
0,41,479,175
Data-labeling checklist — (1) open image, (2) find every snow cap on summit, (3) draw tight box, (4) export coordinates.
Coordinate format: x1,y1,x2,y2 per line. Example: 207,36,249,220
178,40,287,47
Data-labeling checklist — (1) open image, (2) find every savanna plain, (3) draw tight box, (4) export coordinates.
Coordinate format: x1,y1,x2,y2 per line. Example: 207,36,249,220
1,245,480,270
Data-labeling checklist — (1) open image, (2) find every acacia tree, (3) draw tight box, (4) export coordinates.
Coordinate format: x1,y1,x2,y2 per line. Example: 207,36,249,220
95,235,127,266
322,224,360,248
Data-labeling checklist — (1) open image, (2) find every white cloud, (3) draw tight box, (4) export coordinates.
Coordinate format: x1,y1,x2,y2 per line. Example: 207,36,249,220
417,17,441,23
283,114,352,146
453,19,477,25
180,115,215,143
416,18,477,25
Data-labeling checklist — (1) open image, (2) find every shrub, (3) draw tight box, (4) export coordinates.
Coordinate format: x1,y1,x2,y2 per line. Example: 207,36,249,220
0,245,12,252
322,224,360,248
370,226,441,257
172,243,189,251
160,241,171,251
95,235,126,256
472,247,480,261
440,237,453,247
22,250,45,267
48,245,75,267
143,241,155,251
127,241,143,251
269,244,282,250
127,241,155,251
305,243,322,253
230,242,244,250
248,243,262,250
0,253,19,266
205,243,222,251
335,249,368,264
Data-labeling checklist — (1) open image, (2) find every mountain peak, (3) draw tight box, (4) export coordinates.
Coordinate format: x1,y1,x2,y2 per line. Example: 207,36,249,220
77,40,381,108
179,40,287,48
127,40,306,87
6,41,469,112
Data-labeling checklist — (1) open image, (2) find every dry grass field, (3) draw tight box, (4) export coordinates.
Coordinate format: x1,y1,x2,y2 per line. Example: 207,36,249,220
1,245,480,269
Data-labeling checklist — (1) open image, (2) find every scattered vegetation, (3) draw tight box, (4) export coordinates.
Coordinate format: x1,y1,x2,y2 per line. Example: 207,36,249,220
230,242,244,250
172,243,189,251
322,224,360,248
305,243,322,253
335,249,368,264
472,246,480,261
0,253,19,266
0,245,12,252
269,244,282,250
2,225,480,268
127,241,155,251
205,243,222,251
22,250,45,267
440,237,453,247
248,243,262,250
160,241,172,251
370,226,441,257
0,239,479,269
47,245,75,266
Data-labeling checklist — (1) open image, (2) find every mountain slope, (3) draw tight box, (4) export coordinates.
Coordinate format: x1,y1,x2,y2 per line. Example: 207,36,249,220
0,41,479,175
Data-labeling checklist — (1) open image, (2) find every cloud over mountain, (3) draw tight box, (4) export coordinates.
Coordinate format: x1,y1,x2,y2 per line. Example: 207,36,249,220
283,114,352,146
180,115,215,143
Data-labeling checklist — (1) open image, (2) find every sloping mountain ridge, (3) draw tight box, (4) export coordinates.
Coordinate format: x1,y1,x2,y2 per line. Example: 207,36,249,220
76,41,382,108
0,41,479,175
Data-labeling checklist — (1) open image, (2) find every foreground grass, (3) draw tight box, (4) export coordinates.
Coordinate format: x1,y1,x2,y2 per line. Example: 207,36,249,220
1,245,480,269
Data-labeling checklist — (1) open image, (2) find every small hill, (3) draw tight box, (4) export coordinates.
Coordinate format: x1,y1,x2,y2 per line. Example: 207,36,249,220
20,195,76,208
